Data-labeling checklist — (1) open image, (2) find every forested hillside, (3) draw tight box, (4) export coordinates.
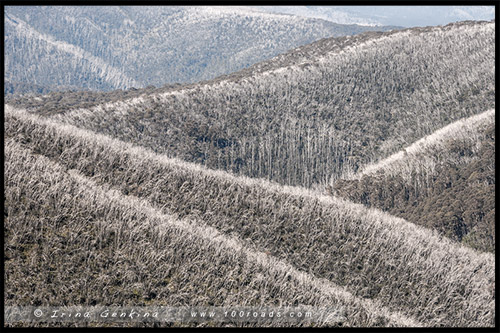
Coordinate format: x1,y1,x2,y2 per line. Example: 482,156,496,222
332,110,495,253
5,106,495,327
18,20,495,189
4,14,495,327
6,139,404,327
4,6,396,95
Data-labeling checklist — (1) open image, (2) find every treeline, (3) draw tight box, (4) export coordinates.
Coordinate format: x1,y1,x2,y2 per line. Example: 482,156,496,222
31,20,494,189
332,117,495,253
5,106,495,327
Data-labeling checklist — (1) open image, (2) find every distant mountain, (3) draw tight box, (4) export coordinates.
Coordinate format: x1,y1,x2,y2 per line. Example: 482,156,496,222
253,6,495,27
4,6,398,95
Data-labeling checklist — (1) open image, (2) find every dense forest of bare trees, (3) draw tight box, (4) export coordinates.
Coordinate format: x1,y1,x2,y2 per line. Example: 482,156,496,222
332,110,495,253
5,106,495,327
7,139,405,327
4,18,495,328
17,20,494,189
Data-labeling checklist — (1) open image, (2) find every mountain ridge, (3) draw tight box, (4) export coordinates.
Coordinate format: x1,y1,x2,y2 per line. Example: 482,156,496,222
9,19,491,114
5,136,421,327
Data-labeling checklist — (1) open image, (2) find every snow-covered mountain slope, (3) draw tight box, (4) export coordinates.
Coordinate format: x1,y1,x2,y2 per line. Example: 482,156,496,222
5,12,140,91
4,6,397,94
